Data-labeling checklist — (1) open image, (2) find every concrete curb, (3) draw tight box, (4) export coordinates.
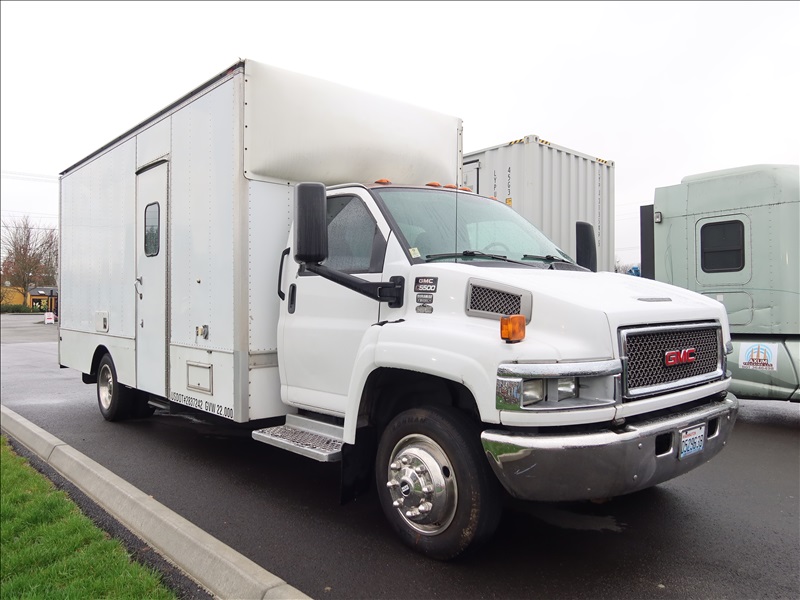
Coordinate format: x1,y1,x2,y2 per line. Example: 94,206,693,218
1,405,311,600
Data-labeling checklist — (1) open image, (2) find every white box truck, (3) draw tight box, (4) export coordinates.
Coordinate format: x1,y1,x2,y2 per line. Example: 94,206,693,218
641,164,799,402
59,59,738,560
463,135,615,272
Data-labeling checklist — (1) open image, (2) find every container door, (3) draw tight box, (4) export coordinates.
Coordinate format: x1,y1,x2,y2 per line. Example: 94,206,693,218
463,160,480,192
135,162,169,397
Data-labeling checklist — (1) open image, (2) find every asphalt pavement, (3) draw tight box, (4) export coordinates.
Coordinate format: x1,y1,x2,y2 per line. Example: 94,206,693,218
0,314,310,600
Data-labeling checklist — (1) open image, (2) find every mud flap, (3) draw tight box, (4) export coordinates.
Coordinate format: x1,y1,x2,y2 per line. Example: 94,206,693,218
340,426,376,504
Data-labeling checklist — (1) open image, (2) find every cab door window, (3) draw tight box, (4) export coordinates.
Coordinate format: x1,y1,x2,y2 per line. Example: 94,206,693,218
323,195,384,273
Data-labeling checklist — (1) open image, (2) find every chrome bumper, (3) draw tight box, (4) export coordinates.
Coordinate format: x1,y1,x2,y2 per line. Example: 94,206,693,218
481,394,738,502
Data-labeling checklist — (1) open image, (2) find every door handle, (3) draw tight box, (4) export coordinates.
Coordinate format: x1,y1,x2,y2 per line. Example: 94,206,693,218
288,284,297,314
134,276,143,299
277,247,290,300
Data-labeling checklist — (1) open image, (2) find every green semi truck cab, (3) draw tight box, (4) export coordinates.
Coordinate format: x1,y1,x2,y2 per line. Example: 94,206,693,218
642,164,799,401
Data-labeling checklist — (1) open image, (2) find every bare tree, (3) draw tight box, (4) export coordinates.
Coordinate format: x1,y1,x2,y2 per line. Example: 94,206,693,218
1,215,58,305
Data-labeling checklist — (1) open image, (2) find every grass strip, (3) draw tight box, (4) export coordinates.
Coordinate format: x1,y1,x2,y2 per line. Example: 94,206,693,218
0,435,177,599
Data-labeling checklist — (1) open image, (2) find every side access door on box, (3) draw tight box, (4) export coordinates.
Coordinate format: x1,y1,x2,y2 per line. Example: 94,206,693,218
135,161,169,397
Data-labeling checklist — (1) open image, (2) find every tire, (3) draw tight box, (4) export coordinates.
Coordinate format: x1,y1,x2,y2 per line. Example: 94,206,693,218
96,354,132,421
375,405,502,560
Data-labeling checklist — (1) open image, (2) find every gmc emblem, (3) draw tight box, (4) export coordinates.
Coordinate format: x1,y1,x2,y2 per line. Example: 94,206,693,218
664,348,697,366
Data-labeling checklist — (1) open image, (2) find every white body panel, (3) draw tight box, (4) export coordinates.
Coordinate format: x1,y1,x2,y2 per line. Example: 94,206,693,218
463,135,615,272
243,62,462,186
169,78,240,354
248,181,293,353
59,139,138,386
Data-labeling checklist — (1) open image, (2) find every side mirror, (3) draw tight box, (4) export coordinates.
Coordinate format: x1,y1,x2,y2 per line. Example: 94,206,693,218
294,182,328,264
575,221,597,272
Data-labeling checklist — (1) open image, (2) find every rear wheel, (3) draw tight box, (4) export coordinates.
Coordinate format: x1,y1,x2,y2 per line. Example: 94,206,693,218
96,354,132,421
375,405,501,560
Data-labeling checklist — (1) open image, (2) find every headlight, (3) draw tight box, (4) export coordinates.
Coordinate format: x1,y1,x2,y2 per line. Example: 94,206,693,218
557,377,578,400
496,360,621,412
521,379,545,406
521,378,577,406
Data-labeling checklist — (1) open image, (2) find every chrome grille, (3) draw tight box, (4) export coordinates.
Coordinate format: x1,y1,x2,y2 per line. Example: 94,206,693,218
620,323,722,399
469,285,521,315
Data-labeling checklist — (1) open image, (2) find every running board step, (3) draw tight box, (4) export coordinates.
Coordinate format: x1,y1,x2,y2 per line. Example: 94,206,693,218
252,414,344,462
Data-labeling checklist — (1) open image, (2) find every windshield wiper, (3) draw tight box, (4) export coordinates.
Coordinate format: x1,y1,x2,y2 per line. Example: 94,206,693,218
521,254,589,271
425,250,505,262
521,254,573,264
424,250,531,266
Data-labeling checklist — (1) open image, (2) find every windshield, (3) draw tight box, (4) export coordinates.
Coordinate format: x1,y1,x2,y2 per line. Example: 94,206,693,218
374,188,575,265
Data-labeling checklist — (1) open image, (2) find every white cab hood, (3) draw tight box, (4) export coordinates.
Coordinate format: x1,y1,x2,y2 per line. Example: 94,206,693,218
495,268,729,360
414,264,730,363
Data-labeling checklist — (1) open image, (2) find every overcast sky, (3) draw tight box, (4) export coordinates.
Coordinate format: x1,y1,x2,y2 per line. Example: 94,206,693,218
1,0,798,264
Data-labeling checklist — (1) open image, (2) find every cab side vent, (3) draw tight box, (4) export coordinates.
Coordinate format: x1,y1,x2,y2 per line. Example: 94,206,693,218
470,286,521,314
466,280,531,321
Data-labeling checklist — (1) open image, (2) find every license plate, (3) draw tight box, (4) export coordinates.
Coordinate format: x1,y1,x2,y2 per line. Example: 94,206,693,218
679,424,706,459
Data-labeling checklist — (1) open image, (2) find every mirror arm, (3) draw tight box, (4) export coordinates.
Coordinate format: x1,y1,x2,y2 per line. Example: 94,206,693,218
305,264,404,308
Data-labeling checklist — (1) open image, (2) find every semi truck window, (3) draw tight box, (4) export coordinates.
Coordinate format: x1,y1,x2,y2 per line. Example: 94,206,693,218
144,203,160,257
323,196,382,273
701,220,744,272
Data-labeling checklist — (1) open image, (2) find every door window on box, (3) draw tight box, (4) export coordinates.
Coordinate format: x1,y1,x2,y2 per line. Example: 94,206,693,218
144,203,160,257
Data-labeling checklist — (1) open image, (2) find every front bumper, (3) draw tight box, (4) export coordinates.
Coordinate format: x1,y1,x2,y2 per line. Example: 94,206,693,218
481,394,738,502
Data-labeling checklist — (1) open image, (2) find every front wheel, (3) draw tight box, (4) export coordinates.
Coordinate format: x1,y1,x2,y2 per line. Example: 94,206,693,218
96,353,132,421
375,406,501,560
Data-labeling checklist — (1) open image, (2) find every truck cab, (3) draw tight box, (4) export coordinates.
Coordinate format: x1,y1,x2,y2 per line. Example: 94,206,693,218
644,164,799,401
266,180,738,559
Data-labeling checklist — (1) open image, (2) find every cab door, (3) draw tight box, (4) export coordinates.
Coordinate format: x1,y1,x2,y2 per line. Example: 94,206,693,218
278,191,387,415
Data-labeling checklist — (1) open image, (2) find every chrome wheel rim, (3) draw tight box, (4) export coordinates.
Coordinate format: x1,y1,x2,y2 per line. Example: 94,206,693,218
98,364,113,410
384,434,457,536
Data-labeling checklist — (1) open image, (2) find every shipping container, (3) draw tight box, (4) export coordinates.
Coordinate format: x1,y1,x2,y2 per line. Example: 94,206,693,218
463,135,615,272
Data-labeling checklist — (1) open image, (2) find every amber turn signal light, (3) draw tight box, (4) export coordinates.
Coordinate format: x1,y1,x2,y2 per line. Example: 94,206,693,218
500,315,526,343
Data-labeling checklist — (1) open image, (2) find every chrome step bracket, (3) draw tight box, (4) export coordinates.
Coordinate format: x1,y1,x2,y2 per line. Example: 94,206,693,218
252,416,344,462
147,396,170,410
